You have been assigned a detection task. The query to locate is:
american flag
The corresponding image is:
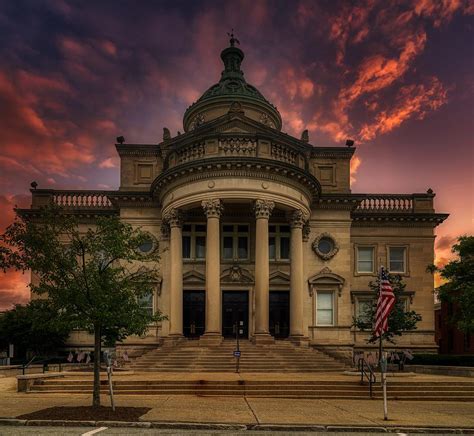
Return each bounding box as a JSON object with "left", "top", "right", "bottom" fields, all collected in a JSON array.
[{"left": 374, "top": 267, "right": 396, "bottom": 337}]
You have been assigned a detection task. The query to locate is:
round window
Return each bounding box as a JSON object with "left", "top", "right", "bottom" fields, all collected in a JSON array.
[
  {"left": 138, "top": 239, "right": 154, "bottom": 254},
  {"left": 318, "top": 237, "right": 334, "bottom": 255},
  {"left": 312, "top": 233, "right": 339, "bottom": 260}
]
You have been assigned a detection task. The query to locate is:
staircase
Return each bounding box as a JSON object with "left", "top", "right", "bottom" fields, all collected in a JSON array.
[
  {"left": 129, "top": 339, "right": 346, "bottom": 373},
  {"left": 29, "top": 378, "right": 474, "bottom": 401}
]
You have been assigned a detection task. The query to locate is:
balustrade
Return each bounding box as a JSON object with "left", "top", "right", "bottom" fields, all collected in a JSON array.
[
  {"left": 52, "top": 191, "right": 114, "bottom": 209},
  {"left": 271, "top": 143, "right": 298, "bottom": 165},
  {"left": 355, "top": 195, "right": 414, "bottom": 212}
]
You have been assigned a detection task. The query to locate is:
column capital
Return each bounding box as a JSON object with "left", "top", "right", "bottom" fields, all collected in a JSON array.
[
  {"left": 288, "top": 209, "right": 308, "bottom": 228},
  {"left": 254, "top": 199, "right": 275, "bottom": 219},
  {"left": 201, "top": 198, "right": 224, "bottom": 219},
  {"left": 163, "top": 208, "right": 184, "bottom": 228}
]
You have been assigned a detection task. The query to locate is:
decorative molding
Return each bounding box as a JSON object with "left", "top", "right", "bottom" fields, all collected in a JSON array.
[
  {"left": 312, "top": 232, "right": 339, "bottom": 260},
  {"left": 288, "top": 209, "right": 307, "bottom": 228},
  {"left": 302, "top": 221, "right": 311, "bottom": 242},
  {"left": 183, "top": 270, "right": 206, "bottom": 284},
  {"left": 221, "top": 266, "right": 254, "bottom": 283},
  {"left": 202, "top": 198, "right": 224, "bottom": 219},
  {"left": 189, "top": 113, "right": 205, "bottom": 131},
  {"left": 308, "top": 267, "right": 345, "bottom": 297},
  {"left": 162, "top": 208, "right": 183, "bottom": 228},
  {"left": 269, "top": 270, "right": 291, "bottom": 284},
  {"left": 254, "top": 199, "right": 275, "bottom": 219}
]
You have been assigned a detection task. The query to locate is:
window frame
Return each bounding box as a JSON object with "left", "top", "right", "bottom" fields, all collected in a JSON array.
[
  {"left": 316, "top": 291, "right": 335, "bottom": 326},
  {"left": 138, "top": 291, "right": 154, "bottom": 317},
  {"left": 269, "top": 224, "right": 291, "bottom": 261},
  {"left": 221, "top": 223, "right": 250, "bottom": 261},
  {"left": 387, "top": 245, "right": 408, "bottom": 275},
  {"left": 355, "top": 245, "right": 376, "bottom": 275},
  {"left": 182, "top": 223, "right": 207, "bottom": 261}
]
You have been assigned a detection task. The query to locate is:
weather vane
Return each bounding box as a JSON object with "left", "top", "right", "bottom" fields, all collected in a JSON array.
[{"left": 227, "top": 29, "right": 240, "bottom": 47}]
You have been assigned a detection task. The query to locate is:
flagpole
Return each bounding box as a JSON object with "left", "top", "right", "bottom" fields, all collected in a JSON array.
[{"left": 378, "top": 266, "right": 389, "bottom": 421}]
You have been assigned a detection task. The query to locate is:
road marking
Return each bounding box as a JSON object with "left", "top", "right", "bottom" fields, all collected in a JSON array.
[{"left": 81, "top": 427, "right": 108, "bottom": 436}]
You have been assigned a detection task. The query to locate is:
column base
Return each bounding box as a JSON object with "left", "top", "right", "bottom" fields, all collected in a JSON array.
[
  {"left": 161, "top": 335, "right": 185, "bottom": 347},
  {"left": 199, "top": 333, "right": 223, "bottom": 346},
  {"left": 252, "top": 333, "right": 275, "bottom": 346},
  {"left": 289, "top": 335, "right": 310, "bottom": 347}
]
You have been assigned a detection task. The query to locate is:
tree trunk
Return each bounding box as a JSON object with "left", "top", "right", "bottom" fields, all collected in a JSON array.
[{"left": 93, "top": 325, "right": 101, "bottom": 407}]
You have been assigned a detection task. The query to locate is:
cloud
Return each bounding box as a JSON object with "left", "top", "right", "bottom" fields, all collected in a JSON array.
[
  {"left": 358, "top": 77, "right": 448, "bottom": 141},
  {"left": 0, "top": 270, "right": 30, "bottom": 311},
  {"left": 435, "top": 234, "right": 458, "bottom": 251},
  {"left": 350, "top": 156, "right": 362, "bottom": 186}
]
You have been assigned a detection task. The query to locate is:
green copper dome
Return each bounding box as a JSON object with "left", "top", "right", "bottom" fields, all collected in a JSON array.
[{"left": 183, "top": 37, "right": 282, "bottom": 132}]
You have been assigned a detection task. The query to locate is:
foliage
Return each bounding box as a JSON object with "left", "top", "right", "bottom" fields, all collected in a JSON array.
[
  {"left": 0, "top": 299, "right": 70, "bottom": 358},
  {"left": 353, "top": 273, "right": 422, "bottom": 344},
  {"left": 0, "top": 205, "right": 166, "bottom": 406},
  {"left": 430, "top": 236, "right": 474, "bottom": 334}
]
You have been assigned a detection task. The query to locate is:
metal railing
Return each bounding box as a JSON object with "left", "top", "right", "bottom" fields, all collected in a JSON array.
[{"left": 357, "top": 357, "right": 377, "bottom": 398}]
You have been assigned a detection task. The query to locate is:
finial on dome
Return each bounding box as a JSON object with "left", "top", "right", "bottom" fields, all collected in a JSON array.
[{"left": 227, "top": 29, "right": 240, "bottom": 47}]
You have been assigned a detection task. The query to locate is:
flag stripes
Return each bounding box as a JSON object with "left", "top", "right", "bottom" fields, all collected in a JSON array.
[{"left": 374, "top": 267, "right": 396, "bottom": 337}]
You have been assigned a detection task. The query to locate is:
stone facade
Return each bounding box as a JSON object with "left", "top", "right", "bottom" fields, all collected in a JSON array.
[{"left": 25, "top": 40, "right": 448, "bottom": 357}]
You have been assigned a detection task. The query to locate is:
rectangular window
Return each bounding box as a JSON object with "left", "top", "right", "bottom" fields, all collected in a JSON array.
[
  {"left": 269, "top": 224, "right": 291, "bottom": 261},
  {"left": 222, "top": 224, "right": 249, "bottom": 260},
  {"left": 182, "top": 223, "right": 206, "bottom": 260},
  {"left": 317, "top": 292, "right": 334, "bottom": 326},
  {"left": 138, "top": 292, "right": 154, "bottom": 317},
  {"left": 357, "top": 247, "right": 374, "bottom": 273},
  {"left": 389, "top": 246, "right": 406, "bottom": 273},
  {"left": 357, "top": 298, "right": 373, "bottom": 325}
]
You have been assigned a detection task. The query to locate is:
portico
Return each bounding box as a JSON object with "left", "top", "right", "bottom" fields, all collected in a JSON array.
[{"left": 162, "top": 197, "right": 310, "bottom": 345}]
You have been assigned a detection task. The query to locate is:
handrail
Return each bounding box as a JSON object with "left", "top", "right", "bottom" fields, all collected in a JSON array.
[{"left": 357, "top": 357, "right": 376, "bottom": 398}]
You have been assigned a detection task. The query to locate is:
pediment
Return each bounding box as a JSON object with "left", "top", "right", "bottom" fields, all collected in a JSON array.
[
  {"left": 183, "top": 270, "right": 206, "bottom": 284},
  {"left": 221, "top": 266, "right": 254, "bottom": 283},
  {"left": 269, "top": 270, "right": 291, "bottom": 284},
  {"left": 308, "top": 267, "right": 345, "bottom": 296}
]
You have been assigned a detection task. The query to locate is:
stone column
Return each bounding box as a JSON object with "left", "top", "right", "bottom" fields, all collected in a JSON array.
[
  {"left": 200, "top": 199, "right": 224, "bottom": 346},
  {"left": 164, "top": 208, "right": 184, "bottom": 340},
  {"left": 289, "top": 209, "right": 309, "bottom": 346},
  {"left": 253, "top": 199, "right": 275, "bottom": 345}
]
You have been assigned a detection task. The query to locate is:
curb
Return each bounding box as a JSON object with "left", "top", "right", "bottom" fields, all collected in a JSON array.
[{"left": 0, "top": 419, "right": 474, "bottom": 433}]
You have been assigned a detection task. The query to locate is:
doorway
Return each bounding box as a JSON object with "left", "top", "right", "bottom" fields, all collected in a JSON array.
[
  {"left": 269, "top": 291, "right": 290, "bottom": 338},
  {"left": 183, "top": 291, "right": 205, "bottom": 338},
  {"left": 222, "top": 291, "right": 249, "bottom": 338}
]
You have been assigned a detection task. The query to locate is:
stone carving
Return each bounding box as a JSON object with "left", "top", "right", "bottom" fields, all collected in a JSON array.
[
  {"left": 202, "top": 198, "right": 224, "bottom": 218},
  {"left": 228, "top": 101, "right": 244, "bottom": 114},
  {"left": 218, "top": 138, "right": 256, "bottom": 156},
  {"left": 163, "top": 208, "right": 183, "bottom": 228},
  {"left": 163, "top": 127, "right": 171, "bottom": 140},
  {"left": 177, "top": 142, "right": 205, "bottom": 163},
  {"left": 302, "top": 221, "right": 311, "bottom": 242},
  {"left": 301, "top": 129, "right": 309, "bottom": 143},
  {"left": 288, "top": 209, "right": 307, "bottom": 228},
  {"left": 312, "top": 232, "right": 339, "bottom": 261},
  {"left": 160, "top": 221, "right": 170, "bottom": 240},
  {"left": 189, "top": 113, "right": 205, "bottom": 130},
  {"left": 271, "top": 143, "right": 298, "bottom": 164},
  {"left": 254, "top": 199, "right": 275, "bottom": 219},
  {"left": 259, "top": 112, "right": 275, "bottom": 128}
]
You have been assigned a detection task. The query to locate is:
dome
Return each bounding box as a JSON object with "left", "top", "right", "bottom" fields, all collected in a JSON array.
[{"left": 183, "top": 37, "right": 282, "bottom": 132}]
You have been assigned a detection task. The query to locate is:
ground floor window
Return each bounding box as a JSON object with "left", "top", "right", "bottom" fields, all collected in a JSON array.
[
  {"left": 316, "top": 292, "right": 334, "bottom": 326},
  {"left": 138, "top": 292, "right": 154, "bottom": 316}
]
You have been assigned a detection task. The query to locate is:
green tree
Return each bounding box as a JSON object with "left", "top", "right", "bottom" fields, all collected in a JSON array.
[
  {"left": 0, "top": 299, "right": 70, "bottom": 358},
  {"left": 431, "top": 236, "right": 474, "bottom": 334},
  {"left": 353, "top": 273, "right": 422, "bottom": 344},
  {"left": 0, "top": 206, "right": 165, "bottom": 407}
]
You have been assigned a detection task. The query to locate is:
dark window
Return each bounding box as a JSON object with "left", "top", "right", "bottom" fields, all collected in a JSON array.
[{"left": 182, "top": 236, "right": 191, "bottom": 259}]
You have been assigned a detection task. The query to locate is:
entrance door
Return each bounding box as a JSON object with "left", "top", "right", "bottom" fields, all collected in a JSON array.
[
  {"left": 183, "top": 291, "right": 205, "bottom": 338},
  {"left": 269, "top": 291, "right": 290, "bottom": 338},
  {"left": 222, "top": 291, "right": 249, "bottom": 338}
]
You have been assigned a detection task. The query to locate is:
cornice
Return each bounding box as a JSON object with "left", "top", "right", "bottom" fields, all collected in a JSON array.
[
  {"left": 16, "top": 208, "right": 119, "bottom": 219},
  {"left": 151, "top": 157, "right": 321, "bottom": 202},
  {"left": 115, "top": 143, "right": 160, "bottom": 157},
  {"left": 351, "top": 213, "right": 449, "bottom": 227},
  {"left": 311, "top": 147, "right": 355, "bottom": 159},
  {"left": 109, "top": 191, "right": 159, "bottom": 208}
]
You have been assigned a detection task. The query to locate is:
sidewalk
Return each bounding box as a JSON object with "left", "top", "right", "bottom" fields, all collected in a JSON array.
[{"left": 1, "top": 375, "right": 473, "bottom": 430}]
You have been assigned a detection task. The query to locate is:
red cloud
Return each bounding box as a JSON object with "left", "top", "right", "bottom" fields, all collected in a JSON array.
[
  {"left": 0, "top": 270, "right": 30, "bottom": 310},
  {"left": 358, "top": 77, "right": 448, "bottom": 141}
]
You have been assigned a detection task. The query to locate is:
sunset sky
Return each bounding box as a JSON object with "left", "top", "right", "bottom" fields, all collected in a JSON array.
[{"left": 0, "top": 0, "right": 473, "bottom": 309}]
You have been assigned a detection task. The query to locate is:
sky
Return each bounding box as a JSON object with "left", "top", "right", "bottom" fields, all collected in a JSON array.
[{"left": 0, "top": 0, "right": 473, "bottom": 309}]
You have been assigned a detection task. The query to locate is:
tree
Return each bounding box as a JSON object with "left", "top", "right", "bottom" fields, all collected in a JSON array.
[
  {"left": 431, "top": 236, "right": 474, "bottom": 334},
  {"left": 353, "top": 273, "right": 422, "bottom": 344},
  {"left": 0, "top": 206, "right": 165, "bottom": 407},
  {"left": 0, "top": 299, "right": 70, "bottom": 359}
]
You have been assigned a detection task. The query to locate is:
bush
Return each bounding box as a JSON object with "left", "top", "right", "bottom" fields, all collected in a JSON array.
[{"left": 409, "top": 354, "right": 474, "bottom": 367}]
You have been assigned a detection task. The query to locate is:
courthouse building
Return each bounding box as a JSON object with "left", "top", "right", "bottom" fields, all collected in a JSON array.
[{"left": 27, "top": 39, "right": 448, "bottom": 358}]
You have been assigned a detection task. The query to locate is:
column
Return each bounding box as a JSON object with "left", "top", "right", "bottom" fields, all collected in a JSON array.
[
  {"left": 165, "top": 208, "right": 183, "bottom": 338},
  {"left": 253, "top": 199, "right": 275, "bottom": 344},
  {"left": 200, "top": 198, "right": 224, "bottom": 345},
  {"left": 289, "top": 209, "right": 309, "bottom": 345}
]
